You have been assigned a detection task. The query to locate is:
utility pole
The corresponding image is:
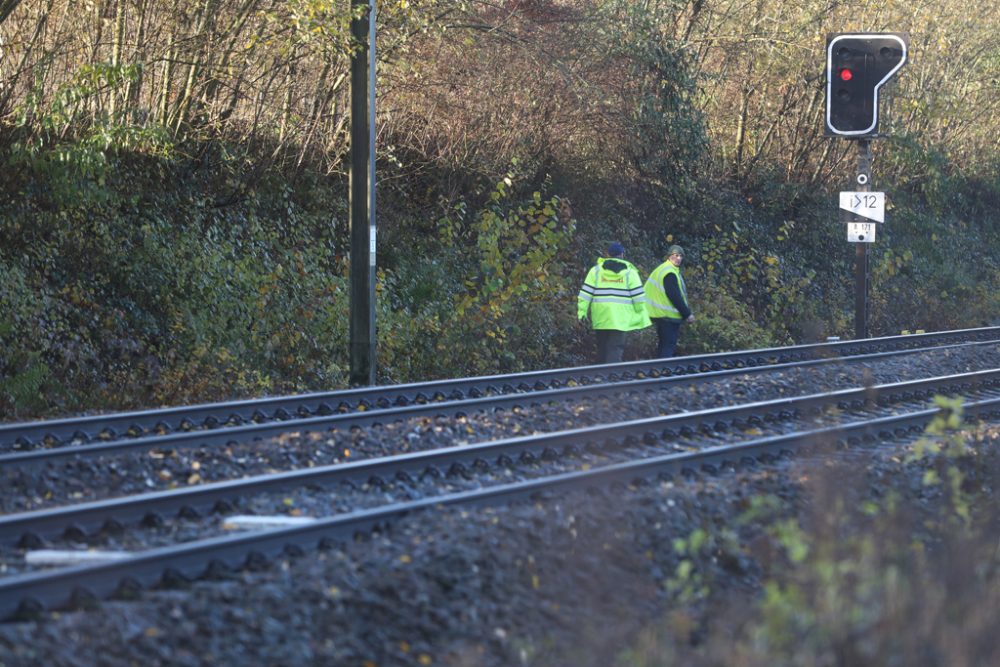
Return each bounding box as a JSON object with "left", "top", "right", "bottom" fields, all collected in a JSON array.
[{"left": 349, "top": 0, "right": 377, "bottom": 386}]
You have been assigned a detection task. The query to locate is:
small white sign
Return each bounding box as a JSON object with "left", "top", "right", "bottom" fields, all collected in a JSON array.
[
  {"left": 847, "top": 222, "right": 876, "bottom": 243},
  {"left": 840, "top": 192, "right": 885, "bottom": 223}
]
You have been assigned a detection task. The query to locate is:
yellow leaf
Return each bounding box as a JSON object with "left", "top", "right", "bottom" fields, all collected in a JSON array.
[
  {"left": 399, "top": 641, "right": 411, "bottom": 653},
  {"left": 418, "top": 655, "right": 433, "bottom": 666},
  {"left": 531, "top": 574, "right": 540, "bottom": 589},
  {"left": 186, "top": 473, "right": 201, "bottom": 485},
  {"left": 144, "top": 627, "right": 161, "bottom": 638},
  {"left": 399, "top": 554, "right": 412, "bottom": 564},
  {"left": 283, "top": 497, "right": 295, "bottom": 507}
]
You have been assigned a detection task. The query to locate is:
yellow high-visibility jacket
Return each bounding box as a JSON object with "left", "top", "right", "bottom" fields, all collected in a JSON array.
[
  {"left": 644, "top": 261, "right": 689, "bottom": 321},
  {"left": 577, "top": 257, "right": 651, "bottom": 331}
]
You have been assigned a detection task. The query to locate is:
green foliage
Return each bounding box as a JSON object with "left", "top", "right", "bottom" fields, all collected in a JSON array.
[
  {"left": 865, "top": 136, "right": 1000, "bottom": 333},
  {"left": 617, "top": 407, "right": 997, "bottom": 667},
  {"left": 0, "top": 269, "right": 53, "bottom": 417},
  {"left": 377, "top": 171, "right": 579, "bottom": 380},
  {"left": 0, "top": 0, "right": 998, "bottom": 418},
  {"left": 906, "top": 396, "right": 973, "bottom": 526},
  {"left": 732, "top": 425, "right": 986, "bottom": 664},
  {"left": 678, "top": 283, "right": 775, "bottom": 354},
  {"left": 0, "top": 263, "right": 66, "bottom": 417},
  {"left": 607, "top": 0, "right": 707, "bottom": 194},
  {"left": 0, "top": 146, "right": 351, "bottom": 416},
  {"left": 665, "top": 525, "right": 741, "bottom": 604},
  {"left": 9, "top": 62, "right": 172, "bottom": 208}
]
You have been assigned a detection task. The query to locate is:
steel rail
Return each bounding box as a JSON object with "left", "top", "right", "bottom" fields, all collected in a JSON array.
[
  {"left": 3, "top": 392, "right": 999, "bottom": 621},
  {"left": 2, "top": 366, "right": 999, "bottom": 550},
  {"left": 3, "top": 327, "right": 997, "bottom": 449},
  {"left": 2, "top": 340, "right": 997, "bottom": 471}
]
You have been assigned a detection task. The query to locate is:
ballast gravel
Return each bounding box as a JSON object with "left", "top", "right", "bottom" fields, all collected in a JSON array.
[
  {"left": 0, "top": 344, "right": 999, "bottom": 665},
  {"left": 2, "top": 343, "right": 999, "bottom": 513},
  {"left": 1, "top": 427, "right": 999, "bottom": 666}
]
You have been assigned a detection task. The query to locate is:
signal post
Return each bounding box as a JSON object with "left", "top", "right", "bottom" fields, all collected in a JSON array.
[{"left": 825, "top": 33, "right": 907, "bottom": 339}]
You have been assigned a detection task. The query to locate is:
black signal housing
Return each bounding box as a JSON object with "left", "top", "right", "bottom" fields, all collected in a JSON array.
[{"left": 825, "top": 33, "right": 908, "bottom": 138}]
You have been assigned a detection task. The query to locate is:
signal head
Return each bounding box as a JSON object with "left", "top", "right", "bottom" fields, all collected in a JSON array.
[{"left": 825, "top": 33, "right": 908, "bottom": 137}]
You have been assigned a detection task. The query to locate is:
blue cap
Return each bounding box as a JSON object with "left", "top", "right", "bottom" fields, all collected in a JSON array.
[{"left": 607, "top": 242, "right": 625, "bottom": 257}]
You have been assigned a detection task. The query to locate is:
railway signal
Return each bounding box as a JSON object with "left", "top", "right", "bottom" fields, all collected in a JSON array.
[
  {"left": 825, "top": 33, "right": 907, "bottom": 137},
  {"left": 824, "top": 33, "right": 908, "bottom": 340}
]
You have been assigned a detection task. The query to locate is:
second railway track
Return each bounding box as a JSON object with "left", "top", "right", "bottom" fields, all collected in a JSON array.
[
  {"left": 2, "top": 365, "right": 1000, "bottom": 552},
  {"left": 2, "top": 350, "right": 1000, "bottom": 619}
]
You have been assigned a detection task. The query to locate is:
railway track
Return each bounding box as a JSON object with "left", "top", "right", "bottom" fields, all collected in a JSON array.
[
  {"left": 3, "top": 366, "right": 1000, "bottom": 550},
  {"left": 2, "top": 358, "right": 999, "bottom": 620},
  {"left": 4, "top": 326, "right": 998, "bottom": 453},
  {"left": 3, "top": 336, "right": 999, "bottom": 474}
]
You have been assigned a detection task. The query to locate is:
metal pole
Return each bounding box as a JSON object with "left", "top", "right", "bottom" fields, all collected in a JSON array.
[
  {"left": 853, "top": 139, "right": 872, "bottom": 339},
  {"left": 349, "top": 0, "right": 376, "bottom": 386}
]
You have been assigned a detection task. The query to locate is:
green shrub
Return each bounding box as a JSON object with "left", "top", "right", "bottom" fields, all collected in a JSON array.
[{"left": 679, "top": 283, "right": 775, "bottom": 354}]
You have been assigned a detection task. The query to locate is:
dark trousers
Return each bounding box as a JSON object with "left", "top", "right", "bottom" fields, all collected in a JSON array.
[
  {"left": 594, "top": 329, "right": 626, "bottom": 364},
  {"left": 654, "top": 318, "right": 682, "bottom": 358}
]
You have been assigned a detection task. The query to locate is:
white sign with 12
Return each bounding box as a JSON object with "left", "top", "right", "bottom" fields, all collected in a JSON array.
[{"left": 839, "top": 191, "right": 885, "bottom": 223}]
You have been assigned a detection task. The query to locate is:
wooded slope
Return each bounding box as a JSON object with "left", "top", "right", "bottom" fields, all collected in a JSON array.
[{"left": 1, "top": 0, "right": 998, "bottom": 417}]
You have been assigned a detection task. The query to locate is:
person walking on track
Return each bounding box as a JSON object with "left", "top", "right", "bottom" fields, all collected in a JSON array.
[
  {"left": 577, "top": 241, "right": 651, "bottom": 364},
  {"left": 644, "top": 244, "right": 694, "bottom": 358}
]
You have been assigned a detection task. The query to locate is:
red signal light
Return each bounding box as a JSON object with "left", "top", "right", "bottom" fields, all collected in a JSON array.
[{"left": 839, "top": 68, "right": 853, "bottom": 81}]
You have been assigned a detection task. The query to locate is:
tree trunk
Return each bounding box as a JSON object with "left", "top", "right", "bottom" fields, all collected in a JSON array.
[
  {"left": 0, "top": 0, "right": 24, "bottom": 25},
  {"left": 109, "top": 0, "right": 125, "bottom": 116},
  {"left": 124, "top": 0, "right": 150, "bottom": 111},
  {"left": 202, "top": 0, "right": 259, "bottom": 111},
  {"left": 159, "top": 26, "right": 176, "bottom": 125},
  {"left": 732, "top": 59, "right": 753, "bottom": 179},
  {"left": 0, "top": 0, "right": 54, "bottom": 111},
  {"left": 172, "top": 0, "right": 219, "bottom": 132}
]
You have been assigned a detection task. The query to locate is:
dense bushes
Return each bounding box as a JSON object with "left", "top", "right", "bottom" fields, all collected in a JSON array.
[
  {"left": 0, "top": 152, "right": 348, "bottom": 418},
  {"left": 0, "top": 156, "right": 584, "bottom": 417},
  {"left": 377, "top": 174, "right": 583, "bottom": 380},
  {"left": 1, "top": 0, "right": 998, "bottom": 418},
  {"left": 3, "top": 114, "right": 998, "bottom": 418}
]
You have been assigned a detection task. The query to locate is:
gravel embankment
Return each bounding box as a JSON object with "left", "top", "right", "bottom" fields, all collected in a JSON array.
[
  {"left": 3, "top": 344, "right": 998, "bottom": 514},
  {"left": 2, "top": 427, "right": 998, "bottom": 666},
  {"left": 0, "top": 345, "right": 998, "bottom": 666}
]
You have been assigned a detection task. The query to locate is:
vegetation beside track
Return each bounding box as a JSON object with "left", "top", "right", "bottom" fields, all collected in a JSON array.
[
  {"left": 618, "top": 401, "right": 1000, "bottom": 666},
  {"left": 1, "top": 0, "right": 998, "bottom": 419}
]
